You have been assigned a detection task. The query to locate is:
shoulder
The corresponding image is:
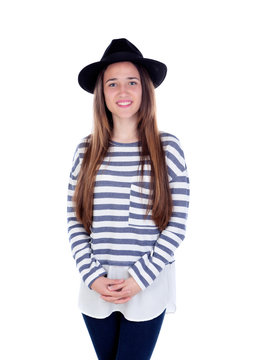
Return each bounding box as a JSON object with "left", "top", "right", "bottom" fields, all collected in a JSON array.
[
  {"left": 71, "top": 134, "right": 91, "bottom": 174},
  {"left": 159, "top": 130, "right": 184, "bottom": 155},
  {"left": 76, "top": 133, "right": 91, "bottom": 151},
  {"left": 159, "top": 130, "right": 187, "bottom": 176},
  {"left": 73, "top": 134, "right": 91, "bottom": 158}
]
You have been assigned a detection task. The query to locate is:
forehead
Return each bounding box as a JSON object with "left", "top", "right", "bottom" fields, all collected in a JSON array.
[{"left": 104, "top": 61, "right": 140, "bottom": 79}]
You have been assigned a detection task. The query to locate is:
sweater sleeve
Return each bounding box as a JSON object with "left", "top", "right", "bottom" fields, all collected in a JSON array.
[
  {"left": 128, "top": 136, "right": 190, "bottom": 291},
  {"left": 67, "top": 139, "right": 107, "bottom": 289}
]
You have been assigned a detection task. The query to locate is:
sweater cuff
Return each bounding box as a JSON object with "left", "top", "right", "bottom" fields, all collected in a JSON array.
[
  {"left": 83, "top": 262, "right": 108, "bottom": 290},
  {"left": 128, "top": 253, "right": 163, "bottom": 291}
]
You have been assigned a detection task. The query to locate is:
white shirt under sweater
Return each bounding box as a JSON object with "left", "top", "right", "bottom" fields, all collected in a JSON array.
[{"left": 67, "top": 131, "right": 190, "bottom": 321}]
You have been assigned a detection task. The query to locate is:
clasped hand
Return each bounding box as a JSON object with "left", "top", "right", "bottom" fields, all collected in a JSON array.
[{"left": 90, "top": 276, "right": 141, "bottom": 304}]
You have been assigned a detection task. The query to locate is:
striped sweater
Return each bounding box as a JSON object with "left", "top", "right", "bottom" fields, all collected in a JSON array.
[{"left": 67, "top": 131, "right": 190, "bottom": 291}]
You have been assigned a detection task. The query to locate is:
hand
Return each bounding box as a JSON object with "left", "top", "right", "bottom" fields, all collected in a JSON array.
[
  {"left": 101, "top": 276, "right": 141, "bottom": 304},
  {"left": 90, "top": 276, "right": 130, "bottom": 304}
]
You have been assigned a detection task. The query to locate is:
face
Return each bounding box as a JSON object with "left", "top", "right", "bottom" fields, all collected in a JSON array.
[{"left": 103, "top": 61, "right": 142, "bottom": 122}]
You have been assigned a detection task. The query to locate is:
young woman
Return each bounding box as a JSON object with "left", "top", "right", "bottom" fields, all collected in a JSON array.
[{"left": 67, "top": 38, "right": 190, "bottom": 360}]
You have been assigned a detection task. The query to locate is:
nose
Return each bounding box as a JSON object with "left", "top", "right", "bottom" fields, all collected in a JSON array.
[{"left": 118, "top": 83, "right": 129, "bottom": 96}]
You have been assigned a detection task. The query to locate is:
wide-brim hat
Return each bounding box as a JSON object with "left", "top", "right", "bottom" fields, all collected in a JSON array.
[{"left": 78, "top": 38, "right": 167, "bottom": 93}]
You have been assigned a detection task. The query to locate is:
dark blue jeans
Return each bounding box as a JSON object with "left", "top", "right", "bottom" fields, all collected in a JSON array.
[{"left": 82, "top": 310, "right": 166, "bottom": 360}]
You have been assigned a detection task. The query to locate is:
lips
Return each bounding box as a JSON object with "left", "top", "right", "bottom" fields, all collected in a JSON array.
[{"left": 116, "top": 100, "right": 133, "bottom": 108}]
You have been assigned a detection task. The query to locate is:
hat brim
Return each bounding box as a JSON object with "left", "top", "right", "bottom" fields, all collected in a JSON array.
[{"left": 78, "top": 57, "right": 167, "bottom": 94}]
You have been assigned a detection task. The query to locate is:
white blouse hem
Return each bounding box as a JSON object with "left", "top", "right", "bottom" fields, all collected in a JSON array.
[{"left": 77, "top": 262, "right": 176, "bottom": 322}]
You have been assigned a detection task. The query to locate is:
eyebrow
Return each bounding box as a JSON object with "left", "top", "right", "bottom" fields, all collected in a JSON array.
[{"left": 105, "top": 77, "right": 140, "bottom": 84}]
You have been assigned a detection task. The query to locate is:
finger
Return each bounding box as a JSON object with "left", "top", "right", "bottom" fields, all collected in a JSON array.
[
  {"left": 100, "top": 295, "right": 121, "bottom": 303},
  {"left": 106, "top": 289, "right": 130, "bottom": 298},
  {"left": 100, "top": 295, "right": 114, "bottom": 302},
  {"left": 101, "top": 289, "right": 130, "bottom": 300},
  {"left": 101, "top": 295, "right": 131, "bottom": 304},
  {"left": 108, "top": 284, "right": 125, "bottom": 291}
]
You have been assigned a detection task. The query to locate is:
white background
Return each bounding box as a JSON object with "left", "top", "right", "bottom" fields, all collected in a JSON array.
[{"left": 1, "top": 0, "right": 256, "bottom": 359}]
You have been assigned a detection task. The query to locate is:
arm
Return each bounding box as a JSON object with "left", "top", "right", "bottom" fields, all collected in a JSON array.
[
  {"left": 128, "top": 138, "right": 190, "bottom": 290},
  {"left": 67, "top": 139, "right": 107, "bottom": 289}
]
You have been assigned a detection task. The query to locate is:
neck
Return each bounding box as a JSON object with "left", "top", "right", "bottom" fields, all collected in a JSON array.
[{"left": 111, "top": 116, "right": 139, "bottom": 142}]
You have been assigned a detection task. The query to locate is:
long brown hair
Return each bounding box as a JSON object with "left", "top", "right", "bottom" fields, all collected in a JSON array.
[{"left": 73, "top": 63, "right": 172, "bottom": 233}]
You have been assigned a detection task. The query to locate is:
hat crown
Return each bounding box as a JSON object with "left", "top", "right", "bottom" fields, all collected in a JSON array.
[{"left": 101, "top": 38, "right": 143, "bottom": 61}]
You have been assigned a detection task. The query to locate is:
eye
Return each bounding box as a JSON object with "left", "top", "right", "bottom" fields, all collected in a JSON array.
[
  {"left": 129, "top": 81, "right": 137, "bottom": 86},
  {"left": 108, "top": 82, "right": 116, "bottom": 87}
]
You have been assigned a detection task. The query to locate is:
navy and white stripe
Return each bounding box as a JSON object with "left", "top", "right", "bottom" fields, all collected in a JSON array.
[{"left": 67, "top": 131, "right": 189, "bottom": 290}]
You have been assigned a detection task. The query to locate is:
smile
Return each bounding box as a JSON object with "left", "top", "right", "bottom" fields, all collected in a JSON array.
[{"left": 116, "top": 101, "right": 133, "bottom": 107}]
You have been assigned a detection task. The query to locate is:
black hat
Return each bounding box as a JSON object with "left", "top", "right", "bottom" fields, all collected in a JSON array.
[{"left": 78, "top": 38, "right": 167, "bottom": 93}]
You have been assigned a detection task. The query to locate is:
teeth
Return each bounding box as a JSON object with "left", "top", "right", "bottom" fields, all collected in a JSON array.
[{"left": 118, "top": 101, "right": 132, "bottom": 105}]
